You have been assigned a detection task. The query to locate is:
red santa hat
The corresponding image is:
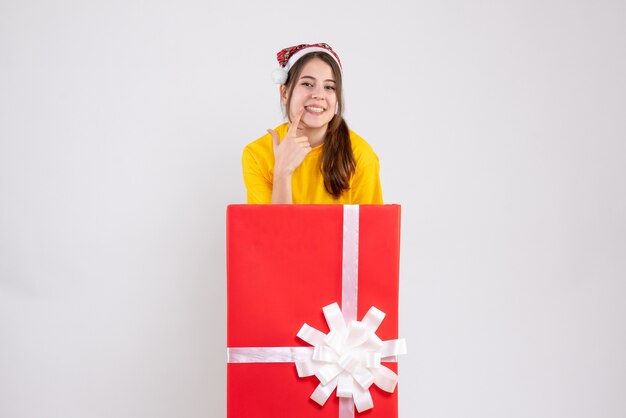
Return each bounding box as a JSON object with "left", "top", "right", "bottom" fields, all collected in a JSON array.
[{"left": 271, "top": 42, "right": 343, "bottom": 85}]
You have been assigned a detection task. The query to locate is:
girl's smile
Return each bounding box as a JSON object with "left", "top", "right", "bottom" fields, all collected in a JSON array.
[{"left": 304, "top": 105, "right": 326, "bottom": 114}]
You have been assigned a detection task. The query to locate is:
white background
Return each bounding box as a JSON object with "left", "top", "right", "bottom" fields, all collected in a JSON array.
[{"left": 1, "top": 1, "right": 625, "bottom": 417}]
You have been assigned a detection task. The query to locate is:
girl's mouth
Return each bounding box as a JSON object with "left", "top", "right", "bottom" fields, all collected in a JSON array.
[{"left": 305, "top": 106, "right": 325, "bottom": 114}]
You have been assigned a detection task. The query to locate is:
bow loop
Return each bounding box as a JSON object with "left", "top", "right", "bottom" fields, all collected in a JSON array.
[{"left": 296, "top": 303, "right": 407, "bottom": 412}]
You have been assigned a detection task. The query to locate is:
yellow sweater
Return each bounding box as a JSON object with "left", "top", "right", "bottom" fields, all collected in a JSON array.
[{"left": 242, "top": 123, "right": 383, "bottom": 204}]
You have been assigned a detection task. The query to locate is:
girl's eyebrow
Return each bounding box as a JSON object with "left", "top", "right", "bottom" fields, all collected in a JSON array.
[{"left": 300, "top": 75, "right": 336, "bottom": 83}]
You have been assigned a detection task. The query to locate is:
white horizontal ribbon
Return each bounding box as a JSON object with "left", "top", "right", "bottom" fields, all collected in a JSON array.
[{"left": 227, "top": 347, "right": 314, "bottom": 363}]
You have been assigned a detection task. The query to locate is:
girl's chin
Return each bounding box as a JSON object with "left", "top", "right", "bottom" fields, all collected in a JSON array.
[
  {"left": 301, "top": 117, "right": 331, "bottom": 129},
  {"left": 300, "top": 122, "right": 329, "bottom": 131}
]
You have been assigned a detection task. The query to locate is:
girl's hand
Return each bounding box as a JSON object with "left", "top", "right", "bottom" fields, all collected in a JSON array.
[{"left": 268, "top": 108, "right": 311, "bottom": 177}]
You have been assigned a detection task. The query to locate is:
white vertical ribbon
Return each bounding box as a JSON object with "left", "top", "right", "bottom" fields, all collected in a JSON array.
[
  {"left": 340, "top": 204, "right": 360, "bottom": 418},
  {"left": 339, "top": 396, "right": 355, "bottom": 418},
  {"left": 341, "top": 205, "right": 359, "bottom": 324}
]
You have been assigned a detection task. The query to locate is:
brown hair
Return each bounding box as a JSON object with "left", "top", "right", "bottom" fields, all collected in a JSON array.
[{"left": 282, "top": 52, "right": 356, "bottom": 198}]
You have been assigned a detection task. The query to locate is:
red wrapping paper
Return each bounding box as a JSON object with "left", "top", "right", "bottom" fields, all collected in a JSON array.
[{"left": 227, "top": 204, "right": 401, "bottom": 417}]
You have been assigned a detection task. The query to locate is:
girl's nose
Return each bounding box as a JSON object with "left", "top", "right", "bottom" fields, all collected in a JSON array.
[{"left": 312, "top": 86, "right": 325, "bottom": 100}]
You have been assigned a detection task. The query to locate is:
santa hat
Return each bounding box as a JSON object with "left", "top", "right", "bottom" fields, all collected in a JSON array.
[{"left": 271, "top": 43, "right": 343, "bottom": 85}]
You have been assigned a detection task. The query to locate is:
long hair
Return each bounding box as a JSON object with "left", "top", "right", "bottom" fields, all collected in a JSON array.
[{"left": 282, "top": 52, "right": 356, "bottom": 198}]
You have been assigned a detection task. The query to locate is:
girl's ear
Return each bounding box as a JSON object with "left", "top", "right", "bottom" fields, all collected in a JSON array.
[{"left": 279, "top": 85, "right": 288, "bottom": 105}]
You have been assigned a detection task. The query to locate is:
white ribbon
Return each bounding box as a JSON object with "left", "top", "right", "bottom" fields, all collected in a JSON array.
[
  {"left": 341, "top": 205, "right": 360, "bottom": 323},
  {"left": 296, "top": 302, "right": 407, "bottom": 413},
  {"left": 227, "top": 347, "right": 314, "bottom": 363},
  {"left": 227, "top": 205, "right": 407, "bottom": 416}
]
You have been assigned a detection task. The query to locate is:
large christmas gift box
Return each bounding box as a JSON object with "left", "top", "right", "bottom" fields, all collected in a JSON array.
[{"left": 226, "top": 204, "right": 406, "bottom": 418}]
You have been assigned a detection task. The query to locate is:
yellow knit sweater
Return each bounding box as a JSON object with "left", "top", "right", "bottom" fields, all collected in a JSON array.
[{"left": 242, "top": 123, "right": 383, "bottom": 204}]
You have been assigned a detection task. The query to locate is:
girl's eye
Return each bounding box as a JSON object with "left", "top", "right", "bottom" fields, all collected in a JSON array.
[
  {"left": 302, "top": 82, "right": 313, "bottom": 87},
  {"left": 325, "top": 86, "right": 336, "bottom": 91}
]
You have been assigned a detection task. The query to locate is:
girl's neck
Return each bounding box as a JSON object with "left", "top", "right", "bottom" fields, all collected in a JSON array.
[{"left": 301, "top": 125, "right": 328, "bottom": 148}]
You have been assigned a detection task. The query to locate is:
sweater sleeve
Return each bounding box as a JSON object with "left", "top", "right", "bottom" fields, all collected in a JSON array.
[
  {"left": 350, "top": 151, "right": 383, "bottom": 204},
  {"left": 242, "top": 146, "right": 272, "bottom": 204}
]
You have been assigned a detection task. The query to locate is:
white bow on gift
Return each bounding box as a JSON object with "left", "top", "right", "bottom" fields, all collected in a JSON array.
[{"left": 295, "top": 302, "right": 407, "bottom": 413}]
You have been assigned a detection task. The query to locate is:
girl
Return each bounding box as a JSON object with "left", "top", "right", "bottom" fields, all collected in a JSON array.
[{"left": 242, "top": 43, "right": 383, "bottom": 204}]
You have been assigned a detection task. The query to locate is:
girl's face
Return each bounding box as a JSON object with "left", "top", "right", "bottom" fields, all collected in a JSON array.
[{"left": 282, "top": 58, "right": 338, "bottom": 131}]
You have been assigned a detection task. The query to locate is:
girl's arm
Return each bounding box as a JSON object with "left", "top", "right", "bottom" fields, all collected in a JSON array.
[
  {"left": 271, "top": 171, "right": 293, "bottom": 204},
  {"left": 267, "top": 108, "right": 310, "bottom": 204},
  {"left": 351, "top": 154, "right": 383, "bottom": 204},
  {"left": 242, "top": 148, "right": 273, "bottom": 204}
]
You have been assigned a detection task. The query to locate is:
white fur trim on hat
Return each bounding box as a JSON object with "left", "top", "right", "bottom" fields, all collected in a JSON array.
[{"left": 272, "top": 46, "right": 342, "bottom": 85}]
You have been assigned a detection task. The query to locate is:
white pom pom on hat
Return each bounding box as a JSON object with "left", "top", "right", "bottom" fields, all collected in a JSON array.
[
  {"left": 271, "top": 43, "right": 343, "bottom": 85},
  {"left": 271, "top": 67, "right": 288, "bottom": 84}
]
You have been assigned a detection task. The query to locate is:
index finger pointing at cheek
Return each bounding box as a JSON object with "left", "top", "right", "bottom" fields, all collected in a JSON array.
[{"left": 287, "top": 107, "right": 305, "bottom": 137}]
